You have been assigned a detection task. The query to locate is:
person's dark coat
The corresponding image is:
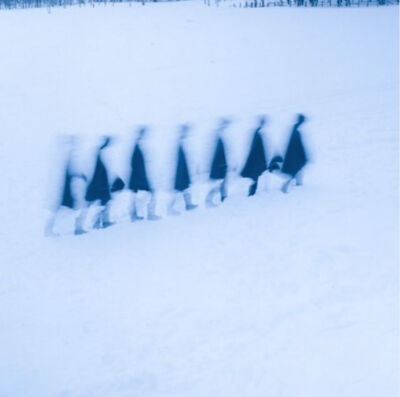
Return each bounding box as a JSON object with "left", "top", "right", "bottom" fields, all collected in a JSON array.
[
  {"left": 210, "top": 137, "right": 227, "bottom": 180},
  {"left": 60, "top": 166, "right": 75, "bottom": 209},
  {"left": 241, "top": 129, "right": 267, "bottom": 180},
  {"left": 281, "top": 127, "right": 307, "bottom": 177},
  {"left": 174, "top": 145, "right": 191, "bottom": 192},
  {"left": 85, "top": 153, "right": 111, "bottom": 205},
  {"left": 128, "top": 144, "right": 152, "bottom": 193}
]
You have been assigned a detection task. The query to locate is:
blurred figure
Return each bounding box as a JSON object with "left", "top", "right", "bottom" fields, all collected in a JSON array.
[
  {"left": 281, "top": 113, "right": 308, "bottom": 193},
  {"left": 84, "top": 136, "right": 113, "bottom": 229},
  {"left": 45, "top": 136, "right": 87, "bottom": 236},
  {"left": 168, "top": 124, "right": 197, "bottom": 215},
  {"left": 128, "top": 126, "right": 161, "bottom": 221},
  {"left": 205, "top": 118, "right": 230, "bottom": 207},
  {"left": 240, "top": 116, "right": 268, "bottom": 196}
]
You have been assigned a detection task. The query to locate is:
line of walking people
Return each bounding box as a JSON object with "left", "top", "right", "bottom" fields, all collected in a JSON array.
[{"left": 45, "top": 113, "right": 308, "bottom": 236}]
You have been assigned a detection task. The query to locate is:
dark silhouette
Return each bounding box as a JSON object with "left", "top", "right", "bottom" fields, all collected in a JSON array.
[
  {"left": 60, "top": 167, "right": 75, "bottom": 209},
  {"left": 281, "top": 114, "right": 308, "bottom": 193},
  {"left": 128, "top": 127, "right": 160, "bottom": 221},
  {"left": 174, "top": 143, "right": 191, "bottom": 192},
  {"left": 169, "top": 124, "right": 197, "bottom": 215},
  {"left": 129, "top": 129, "right": 152, "bottom": 194},
  {"left": 45, "top": 137, "right": 87, "bottom": 237},
  {"left": 241, "top": 116, "right": 268, "bottom": 196},
  {"left": 84, "top": 136, "right": 113, "bottom": 229},
  {"left": 268, "top": 154, "right": 284, "bottom": 173},
  {"left": 206, "top": 118, "right": 230, "bottom": 207},
  {"left": 85, "top": 138, "right": 112, "bottom": 205},
  {"left": 111, "top": 176, "right": 125, "bottom": 193}
]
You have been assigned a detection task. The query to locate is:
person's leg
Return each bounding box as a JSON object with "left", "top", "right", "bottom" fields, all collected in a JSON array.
[
  {"left": 102, "top": 202, "right": 113, "bottom": 228},
  {"left": 168, "top": 192, "right": 181, "bottom": 215},
  {"left": 131, "top": 191, "right": 144, "bottom": 221},
  {"left": 281, "top": 177, "right": 293, "bottom": 193},
  {"left": 220, "top": 178, "right": 227, "bottom": 202},
  {"left": 206, "top": 183, "right": 219, "bottom": 207},
  {"left": 45, "top": 209, "right": 58, "bottom": 237},
  {"left": 147, "top": 191, "right": 161, "bottom": 220},
  {"left": 295, "top": 172, "right": 303, "bottom": 186},
  {"left": 74, "top": 204, "right": 89, "bottom": 235},
  {"left": 93, "top": 206, "right": 103, "bottom": 229},
  {"left": 183, "top": 190, "right": 197, "bottom": 211},
  {"left": 248, "top": 178, "right": 258, "bottom": 196}
]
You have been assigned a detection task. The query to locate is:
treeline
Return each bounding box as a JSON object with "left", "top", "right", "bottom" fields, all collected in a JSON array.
[
  {"left": 209, "top": 0, "right": 398, "bottom": 6},
  {"left": 0, "top": 0, "right": 183, "bottom": 10},
  {"left": 0, "top": 0, "right": 397, "bottom": 9}
]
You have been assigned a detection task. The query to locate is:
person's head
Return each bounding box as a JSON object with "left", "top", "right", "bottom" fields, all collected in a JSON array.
[
  {"left": 63, "top": 134, "right": 77, "bottom": 153},
  {"left": 296, "top": 113, "right": 306, "bottom": 125},
  {"left": 137, "top": 126, "right": 148, "bottom": 141},
  {"left": 220, "top": 117, "right": 231, "bottom": 127},
  {"left": 211, "top": 117, "right": 229, "bottom": 136},
  {"left": 258, "top": 115, "right": 267, "bottom": 128},
  {"left": 100, "top": 135, "right": 112, "bottom": 150},
  {"left": 179, "top": 123, "right": 190, "bottom": 140}
]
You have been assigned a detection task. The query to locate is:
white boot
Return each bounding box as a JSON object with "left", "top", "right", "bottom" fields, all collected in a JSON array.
[
  {"left": 168, "top": 196, "right": 181, "bottom": 216},
  {"left": 281, "top": 178, "right": 293, "bottom": 194},
  {"left": 147, "top": 196, "right": 161, "bottom": 221},
  {"left": 184, "top": 192, "right": 198, "bottom": 211},
  {"left": 130, "top": 198, "right": 144, "bottom": 222}
]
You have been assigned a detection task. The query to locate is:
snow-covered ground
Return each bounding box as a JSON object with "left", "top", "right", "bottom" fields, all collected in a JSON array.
[{"left": 0, "top": 3, "right": 398, "bottom": 396}]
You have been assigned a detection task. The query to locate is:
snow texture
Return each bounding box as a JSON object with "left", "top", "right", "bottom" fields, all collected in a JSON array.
[{"left": 0, "top": 3, "right": 398, "bottom": 396}]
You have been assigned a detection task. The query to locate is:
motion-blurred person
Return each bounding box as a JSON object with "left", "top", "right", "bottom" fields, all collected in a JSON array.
[
  {"left": 45, "top": 136, "right": 87, "bottom": 236},
  {"left": 84, "top": 136, "right": 113, "bottom": 229},
  {"left": 240, "top": 116, "right": 268, "bottom": 196},
  {"left": 168, "top": 124, "right": 197, "bottom": 215},
  {"left": 205, "top": 118, "right": 230, "bottom": 207},
  {"left": 128, "top": 126, "right": 161, "bottom": 221},
  {"left": 281, "top": 114, "right": 308, "bottom": 193}
]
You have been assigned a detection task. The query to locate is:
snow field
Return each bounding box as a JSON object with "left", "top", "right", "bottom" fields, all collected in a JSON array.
[{"left": 0, "top": 3, "right": 398, "bottom": 396}]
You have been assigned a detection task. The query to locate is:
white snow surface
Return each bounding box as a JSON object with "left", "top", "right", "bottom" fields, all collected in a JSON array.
[{"left": 0, "top": 3, "right": 399, "bottom": 396}]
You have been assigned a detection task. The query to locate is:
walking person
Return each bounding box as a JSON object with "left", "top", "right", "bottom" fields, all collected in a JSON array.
[
  {"left": 83, "top": 136, "right": 114, "bottom": 230},
  {"left": 168, "top": 124, "right": 197, "bottom": 215},
  {"left": 281, "top": 113, "right": 308, "bottom": 193},
  {"left": 241, "top": 116, "right": 268, "bottom": 196},
  {"left": 45, "top": 136, "right": 87, "bottom": 236},
  {"left": 205, "top": 118, "right": 230, "bottom": 207},
  {"left": 128, "top": 126, "right": 161, "bottom": 221}
]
